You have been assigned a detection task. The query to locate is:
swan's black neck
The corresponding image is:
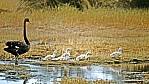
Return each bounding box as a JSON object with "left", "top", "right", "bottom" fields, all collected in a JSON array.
[{"left": 24, "top": 20, "right": 30, "bottom": 45}]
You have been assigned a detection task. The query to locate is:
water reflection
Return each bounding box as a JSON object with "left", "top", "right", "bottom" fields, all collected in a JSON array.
[
  {"left": 26, "top": 65, "right": 122, "bottom": 84},
  {"left": 0, "top": 72, "right": 24, "bottom": 84},
  {"left": 0, "top": 60, "right": 122, "bottom": 84}
]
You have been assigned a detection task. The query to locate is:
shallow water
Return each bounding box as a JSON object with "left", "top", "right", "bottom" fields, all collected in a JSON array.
[
  {"left": 26, "top": 65, "right": 121, "bottom": 83},
  {"left": 0, "top": 60, "right": 123, "bottom": 84}
]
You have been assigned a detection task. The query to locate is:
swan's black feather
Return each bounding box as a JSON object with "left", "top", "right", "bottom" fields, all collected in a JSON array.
[{"left": 4, "top": 41, "right": 30, "bottom": 55}]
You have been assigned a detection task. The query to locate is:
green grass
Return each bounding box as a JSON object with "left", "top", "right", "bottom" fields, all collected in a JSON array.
[{"left": 0, "top": 0, "right": 149, "bottom": 62}]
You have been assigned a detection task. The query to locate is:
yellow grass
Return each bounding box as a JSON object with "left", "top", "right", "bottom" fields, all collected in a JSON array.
[
  {"left": 0, "top": 0, "right": 18, "bottom": 9},
  {"left": 0, "top": 0, "right": 149, "bottom": 62},
  {"left": 0, "top": 64, "right": 28, "bottom": 71},
  {"left": 60, "top": 78, "right": 115, "bottom": 84},
  {"left": 111, "top": 63, "right": 149, "bottom": 71}
]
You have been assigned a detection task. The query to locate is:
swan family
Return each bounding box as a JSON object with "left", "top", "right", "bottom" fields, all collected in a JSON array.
[
  {"left": 42, "top": 47, "right": 122, "bottom": 61},
  {"left": 3, "top": 18, "right": 122, "bottom": 65},
  {"left": 42, "top": 48, "right": 92, "bottom": 61}
]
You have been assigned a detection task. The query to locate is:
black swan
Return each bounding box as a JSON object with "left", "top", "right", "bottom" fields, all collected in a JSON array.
[{"left": 4, "top": 18, "right": 30, "bottom": 65}]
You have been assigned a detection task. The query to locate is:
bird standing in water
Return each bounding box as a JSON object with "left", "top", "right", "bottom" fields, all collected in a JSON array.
[{"left": 4, "top": 18, "right": 30, "bottom": 65}]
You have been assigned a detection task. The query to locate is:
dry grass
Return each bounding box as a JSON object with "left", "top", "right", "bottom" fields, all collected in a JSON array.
[
  {"left": 0, "top": 0, "right": 149, "bottom": 62},
  {"left": 111, "top": 62, "right": 149, "bottom": 69},
  {"left": 61, "top": 78, "right": 88, "bottom": 84},
  {"left": 60, "top": 78, "right": 115, "bottom": 84},
  {"left": 32, "top": 60, "right": 93, "bottom": 66},
  {"left": 0, "top": 0, "right": 18, "bottom": 10},
  {"left": 0, "top": 64, "right": 28, "bottom": 71}
]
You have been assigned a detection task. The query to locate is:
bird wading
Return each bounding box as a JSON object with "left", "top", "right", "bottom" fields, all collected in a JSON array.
[{"left": 4, "top": 18, "right": 30, "bottom": 65}]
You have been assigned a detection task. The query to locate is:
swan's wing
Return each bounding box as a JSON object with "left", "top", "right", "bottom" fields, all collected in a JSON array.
[{"left": 6, "top": 41, "right": 26, "bottom": 48}]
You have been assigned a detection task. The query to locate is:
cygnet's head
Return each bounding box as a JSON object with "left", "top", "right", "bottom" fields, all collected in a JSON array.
[
  {"left": 86, "top": 51, "right": 92, "bottom": 56},
  {"left": 66, "top": 48, "right": 70, "bottom": 52},
  {"left": 118, "top": 48, "right": 122, "bottom": 52}
]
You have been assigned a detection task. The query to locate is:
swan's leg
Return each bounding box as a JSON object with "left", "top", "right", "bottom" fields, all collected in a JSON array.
[{"left": 15, "top": 54, "right": 19, "bottom": 65}]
